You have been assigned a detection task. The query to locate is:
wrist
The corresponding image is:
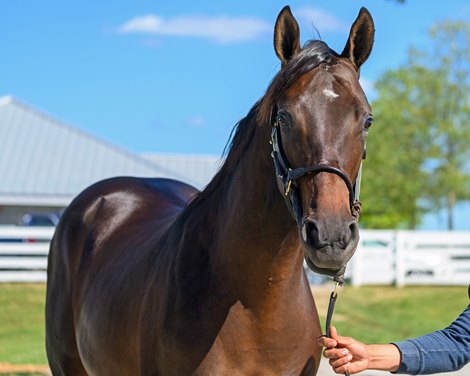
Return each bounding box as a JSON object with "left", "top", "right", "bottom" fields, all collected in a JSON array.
[{"left": 366, "top": 344, "right": 401, "bottom": 372}]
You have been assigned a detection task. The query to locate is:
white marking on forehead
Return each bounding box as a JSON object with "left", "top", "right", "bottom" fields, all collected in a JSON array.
[{"left": 323, "top": 89, "right": 339, "bottom": 99}]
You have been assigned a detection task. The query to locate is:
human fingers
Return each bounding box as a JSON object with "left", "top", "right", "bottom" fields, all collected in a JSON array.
[
  {"left": 330, "top": 326, "right": 355, "bottom": 347},
  {"left": 318, "top": 335, "right": 337, "bottom": 348},
  {"left": 329, "top": 353, "right": 353, "bottom": 369},
  {"left": 323, "top": 347, "right": 350, "bottom": 360},
  {"left": 332, "top": 362, "right": 353, "bottom": 375}
]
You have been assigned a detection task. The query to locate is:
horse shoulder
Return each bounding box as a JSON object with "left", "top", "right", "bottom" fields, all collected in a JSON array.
[{"left": 47, "top": 176, "right": 199, "bottom": 374}]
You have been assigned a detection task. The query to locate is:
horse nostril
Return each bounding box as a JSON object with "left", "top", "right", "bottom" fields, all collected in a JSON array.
[
  {"left": 302, "top": 219, "right": 320, "bottom": 245},
  {"left": 347, "top": 220, "right": 359, "bottom": 244},
  {"left": 338, "top": 221, "right": 356, "bottom": 246},
  {"left": 302, "top": 218, "right": 359, "bottom": 249}
]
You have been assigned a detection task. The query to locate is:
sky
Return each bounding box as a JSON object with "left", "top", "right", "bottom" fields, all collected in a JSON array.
[{"left": 1, "top": 0, "right": 470, "bottom": 229}]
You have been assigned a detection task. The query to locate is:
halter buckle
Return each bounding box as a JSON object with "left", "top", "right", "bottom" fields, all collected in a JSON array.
[{"left": 285, "top": 179, "right": 293, "bottom": 196}]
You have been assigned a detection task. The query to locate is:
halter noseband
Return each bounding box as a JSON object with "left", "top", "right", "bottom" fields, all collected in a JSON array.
[{"left": 270, "top": 115, "right": 364, "bottom": 227}]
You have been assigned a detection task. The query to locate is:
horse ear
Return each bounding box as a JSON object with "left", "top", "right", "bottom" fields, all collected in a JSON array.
[
  {"left": 274, "top": 6, "right": 301, "bottom": 66},
  {"left": 341, "top": 7, "right": 374, "bottom": 70}
]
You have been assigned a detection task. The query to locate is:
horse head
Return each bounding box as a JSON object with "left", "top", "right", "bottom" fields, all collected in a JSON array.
[{"left": 262, "top": 6, "right": 374, "bottom": 278}]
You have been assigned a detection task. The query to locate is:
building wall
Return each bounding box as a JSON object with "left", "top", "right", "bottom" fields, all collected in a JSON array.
[{"left": 0, "top": 205, "right": 63, "bottom": 225}]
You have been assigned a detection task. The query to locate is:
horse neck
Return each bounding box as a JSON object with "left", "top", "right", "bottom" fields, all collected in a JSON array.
[{"left": 178, "top": 111, "right": 305, "bottom": 306}]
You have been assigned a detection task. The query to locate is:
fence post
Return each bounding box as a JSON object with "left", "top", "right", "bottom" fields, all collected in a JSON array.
[
  {"left": 395, "top": 230, "right": 406, "bottom": 287},
  {"left": 351, "top": 235, "right": 363, "bottom": 287}
]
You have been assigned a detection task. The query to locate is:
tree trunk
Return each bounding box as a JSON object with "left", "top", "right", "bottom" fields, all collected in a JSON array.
[{"left": 447, "top": 190, "right": 456, "bottom": 230}]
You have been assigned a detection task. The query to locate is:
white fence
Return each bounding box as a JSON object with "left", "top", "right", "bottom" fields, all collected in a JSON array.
[
  {"left": 1, "top": 226, "right": 470, "bottom": 285},
  {"left": 0, "top": 226, "right": 54, "bottom": 282},
  {"left": 349, "top": 230, "right": 470, "bottom": 286}
]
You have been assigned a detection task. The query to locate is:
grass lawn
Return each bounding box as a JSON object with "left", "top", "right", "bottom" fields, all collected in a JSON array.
[
  {"left": 0, "top": 284, "right": 47, "bottom": 366},
  {"left": 312, "top": 284, "right": 469, "bottom": 344},
  {"left": 0, "top": 283, "right": 468, "bottom": 370}
]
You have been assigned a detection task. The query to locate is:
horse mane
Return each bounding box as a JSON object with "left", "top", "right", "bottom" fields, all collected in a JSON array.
[
  {"left": 181, "top": 40, "right": 335, "bottom": 219},
  {"left": 178, "top": 104, "right": 259, "bottom": 221}
]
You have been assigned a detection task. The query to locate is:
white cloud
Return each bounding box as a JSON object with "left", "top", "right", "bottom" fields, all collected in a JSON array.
[
  {"left": 295, "top": 6, "right": 349, "bottom": 34},
  {"left": 187, "top": 116, "right": 206, "bottom": 128},
  {"left": 117, "top": 14, "right": 271, "bottom": 43}
]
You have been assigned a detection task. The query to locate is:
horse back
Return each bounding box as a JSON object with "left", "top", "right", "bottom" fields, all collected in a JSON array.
[
  {"left": 45, "top": 176, "right": 198, "bottom": 375},
  {"left": 52, "top": 176, "right": 197, "bottom": 285}
]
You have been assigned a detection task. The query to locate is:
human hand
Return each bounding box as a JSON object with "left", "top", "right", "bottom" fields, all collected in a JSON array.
[{"left": 318, "top": 326, "right": 370, "bottom": 374}]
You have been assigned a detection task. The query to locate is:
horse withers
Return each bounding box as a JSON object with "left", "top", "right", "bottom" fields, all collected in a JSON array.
[{"left": 46, "top": 6, "right": 374, "bottom": 376}]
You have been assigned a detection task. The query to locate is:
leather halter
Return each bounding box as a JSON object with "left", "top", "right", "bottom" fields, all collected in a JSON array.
[
  {"left": 271, "top": 115, "right": 360, "bottom": 376},
  {"left": 270, "top": 115, "right": 364, "bottom": 227}
]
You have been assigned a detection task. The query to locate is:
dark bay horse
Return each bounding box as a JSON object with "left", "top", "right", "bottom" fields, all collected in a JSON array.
[{"left": 46, "top": 6, "right": 374, "bottom": 376}]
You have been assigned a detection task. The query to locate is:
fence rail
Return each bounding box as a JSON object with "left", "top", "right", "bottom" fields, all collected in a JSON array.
[
  {"left": 0, "top": 226, "right": 53, "bottom": 282},
  {"left": 1, "top": 226, "right": 470, "bottom": 285},
  {"left": 349, "top": 230, "right": 470, "bottom": 286}
]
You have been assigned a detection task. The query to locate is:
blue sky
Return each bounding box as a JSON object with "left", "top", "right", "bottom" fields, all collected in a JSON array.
[
  {"left": 1, "top": 1, "right": 470, "bottom": 229},
  {"left": 2, "top": 1, "right": 470, "bottom": 155}
]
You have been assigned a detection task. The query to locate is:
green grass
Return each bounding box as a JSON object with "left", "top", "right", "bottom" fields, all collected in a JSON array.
[
  {"left": 313, "top": 285, "right": 469, "bottom": 344},
  {"left": 0, "top": 284, "right": 47, "bottom": 365},
  {"left": 0, "top": 283, "right": 468, "bottom": 368},
  {"left": 0, "top": 374, "right": 46, "bottom": 376}
]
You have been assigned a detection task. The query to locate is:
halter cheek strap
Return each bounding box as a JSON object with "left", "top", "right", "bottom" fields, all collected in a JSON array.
[
  {"left": 270, "top": 119, "right": 364, "bottom": 226},
  {"left": 270, "top": 115, "right": 364, "bottom": 279}
]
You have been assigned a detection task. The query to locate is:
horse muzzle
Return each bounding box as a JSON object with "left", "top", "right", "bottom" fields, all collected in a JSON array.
[{"left": 300, "top": 216, "right": 359, "bottom": 277}]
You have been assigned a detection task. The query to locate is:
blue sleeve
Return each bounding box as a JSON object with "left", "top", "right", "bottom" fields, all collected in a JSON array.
[{"left": 392, "top": 304, "right": 470, "bottom": 375}]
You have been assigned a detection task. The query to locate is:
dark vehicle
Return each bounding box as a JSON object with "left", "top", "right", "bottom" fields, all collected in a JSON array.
[{"left": 20, "top": 212, "right": 61, "bottom": 227}]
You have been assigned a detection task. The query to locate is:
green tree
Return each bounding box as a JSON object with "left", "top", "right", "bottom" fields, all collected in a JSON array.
[
  {"left": 361, "top": 21, "right": 470, "bottom": 229},
  {"left": 422, "top": 22, "right": 470, "bottom": 229}
]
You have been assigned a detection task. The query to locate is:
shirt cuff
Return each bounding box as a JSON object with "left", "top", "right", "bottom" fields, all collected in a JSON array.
[{"left": 392, "top": 340, "right": 421, "bottom": 375}]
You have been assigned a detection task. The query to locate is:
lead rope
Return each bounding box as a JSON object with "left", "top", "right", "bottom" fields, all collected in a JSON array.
[
  {"left": 325, "top": 275, "right": 351, "bottom": 376},
  {"left": 325, "top": 160, "right": 362, "bottom": 376}
]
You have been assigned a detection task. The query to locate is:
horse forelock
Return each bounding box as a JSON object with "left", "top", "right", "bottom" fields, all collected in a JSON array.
[{"left": 258, "top": 40, "right": 335, "bottom": 126}]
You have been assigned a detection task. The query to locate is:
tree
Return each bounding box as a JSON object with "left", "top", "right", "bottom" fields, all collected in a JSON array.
[
  {"left": 360, "top": 66, "right": 435, "bottom": 229},
  {"left": 360, "top": 21, "right": 470, "bottom": 229},
  {"left": 421, "top": 22, "right": 470, "bottom": 229}
]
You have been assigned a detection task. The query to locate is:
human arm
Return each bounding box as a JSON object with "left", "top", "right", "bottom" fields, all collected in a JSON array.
[
  {"left": 393, "top": 304, "right": 470, "bottom": 374},
  {"left": 319, "top": 304, "right": 470, "bottom": 375},
  {"left": 318, "top": 326, "right": 401, "bottom": 374}
]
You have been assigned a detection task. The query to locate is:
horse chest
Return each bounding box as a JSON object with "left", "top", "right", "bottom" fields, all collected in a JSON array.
[
  {"left": 141, "top": 296, "right": 321, "bottom": 375},
  {"left": 189, "top": 302, "right": 321, "bottom": 375},
  {"left": 193, "top": 337, "right": 321, "bottom": 376}
]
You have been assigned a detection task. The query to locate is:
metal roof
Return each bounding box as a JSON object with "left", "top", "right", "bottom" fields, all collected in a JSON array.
[
  {"left": 141, "top": 153, "right": 222, "bottom": 190},
  {"left": 0, "top": 96, "right": 217, "bottom": 206}
]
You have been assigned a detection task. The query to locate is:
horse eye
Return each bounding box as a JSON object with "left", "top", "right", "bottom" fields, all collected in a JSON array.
[
  {"left": 365, "top": 117, "right": 373, "bottom": 130},
  {"left": 277, "top": 115, "right": 290, "bottom": 128}
]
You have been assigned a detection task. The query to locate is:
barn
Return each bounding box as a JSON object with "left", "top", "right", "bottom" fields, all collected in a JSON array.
[{"left": 0, "top": 95, "right": 221, "bottom": 225}]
